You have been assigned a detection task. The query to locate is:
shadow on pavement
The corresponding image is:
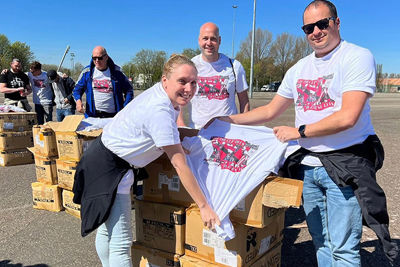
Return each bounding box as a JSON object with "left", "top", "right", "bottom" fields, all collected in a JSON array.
[
  {"left": 0, "top": 261, "right": 49, "bottom": 267},
  {"left": 281, "top": 207, "right": 400, "bottom": 267}
]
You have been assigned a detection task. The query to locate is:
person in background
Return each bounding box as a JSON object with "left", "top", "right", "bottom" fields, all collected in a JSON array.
[
  {"left": 177, "top": 22, "right": 249, "bottom": 129},
  {"left": 28, "top": 61, "right": 53, "bottom": 124},
  {"left": 0, "top": 58, "right": 32, "bottom": 111},
  {"left": 73, "top": 46, "right": 133, "bottom": 118},
  {"left": 47, "top": 69, "right": 76, "bottom": 122},
  {"left": 73, "top": 55, "right": 220, "bottom": 267}
]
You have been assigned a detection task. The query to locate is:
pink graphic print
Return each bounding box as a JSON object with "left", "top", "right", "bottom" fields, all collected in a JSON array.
[
  {"left": 197, "top": 75, "right": 229, "bottom": 100},
  {"left": 207, "top": 137, "right": 259, "bottom": 172},
  {"left": 33, "top": 79, "right": 45, "bottom": 88},
  {"left": 93, "top": 79, "right": 113, "bottom": 93},
  {"left": 296, "top": 74, "right": 335, "bottom": 111}
]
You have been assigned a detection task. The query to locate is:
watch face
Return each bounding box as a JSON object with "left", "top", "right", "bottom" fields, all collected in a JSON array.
[{"left": 299, "top": 125, "right": 306, "bottom": 138}]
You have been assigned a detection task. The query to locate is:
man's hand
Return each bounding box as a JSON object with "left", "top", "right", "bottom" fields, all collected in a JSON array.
[
  {"left": 273, "top": 126, "right": 300, "bottom": 142},
  {"left": 76, "top": 99, "right": 85, "bottom": 113},
  {"left": 63, "top": 98, "right": 70, "bottom": 104},
  {"left": 199, "top": 203, "right": 221, "bottom": 230},
  {"left": 1, "top": 69, "right": 8, "bottom": 75}
]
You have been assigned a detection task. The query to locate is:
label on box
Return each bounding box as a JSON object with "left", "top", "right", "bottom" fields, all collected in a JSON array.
[
  {"left": 4, "top": 122, "right": 13, "bottom": 130},
  {"left": 35, "top": 134, "right": 44, "bottom": 147},
  {"left": 234, "top": 198, "right": 245, "bottom": 211},
  {"left": 214, "top": 247, "right": 237, "bottom": 267},
  {"left": 0, "top": 157, "right": 4, "bottom": 165},
  {"left": 202, "top": 229, "right": 225, "bottom": 248},
  {"left": 158, "top": 173, "right": 180, "bottom": 192},
  {"left": 258, "top": 236, "right": 272, "bottom": 255}
]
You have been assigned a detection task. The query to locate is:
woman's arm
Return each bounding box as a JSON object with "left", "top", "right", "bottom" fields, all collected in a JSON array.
[{"left": 163, "top": 144, "right": 220, "bottom": 229}]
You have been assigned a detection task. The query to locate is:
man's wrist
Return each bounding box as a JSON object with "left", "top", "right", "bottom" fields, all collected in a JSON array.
[{"left": 298, "top": 124, "right": 307, "bottom": 138}]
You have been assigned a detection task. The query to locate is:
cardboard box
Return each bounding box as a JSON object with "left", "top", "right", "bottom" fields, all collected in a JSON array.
[
  {"left": 52, "top": 115, "right": 101, "bottom": 161},
  {"left": 184, "top": 206, "right": 285, "bottom": 267},
  {"left": 56, "top": 159, "right": 78, "bottom": 190},
  {"left": 30, "top": 148, "right": 57, "bottom": 184},
  {"left": 0, "top": 131, "right": 33, "bottom": 150},
  {"left": 32, "top": 123, "right": 59, "bottom": 157},
  {"left": 0, "top": 112, "right": 37, "bottom": 132},
  {"left": 180, "top": 242, "right": 281, "bottom": 267},
  {"left": 0, "top": 148, "right": 34, "bottom": 166},
  {"left": 131, "top": 243, "right": 180, "bottom": 267},
  {"left": 262, "top": 176, "right": 303, "bottom": 209},
  {"left": 230, "top": 179, "right": 285, "bottom": 228},
  {"left": 31, "top": 182, "right": 63, "bottom": 212},
  {"left": 135, "top": 200, "right": 186, "bottom": 255},
  {"left": 250, "top": 242, "right": 281, "bottom": 267},
  {"left": 143, "top": 153, "right": 194, "bottom": 207},
  {"left": 62, "top": 189, "right": 81, "bottom": 219}
]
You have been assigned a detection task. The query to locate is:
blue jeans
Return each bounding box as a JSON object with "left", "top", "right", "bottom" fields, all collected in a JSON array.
[
  {"left": 35, "top": 104, "right": 53, "bottom": 124},
  {"left": 299, "top": 165, "right": 362, "bottom": 267},
  {"left": 56, "top": 108, "right": 75, "bottom": 122},
  {"left": 95, "top": 194, "right": 133, "bottom": 267}
]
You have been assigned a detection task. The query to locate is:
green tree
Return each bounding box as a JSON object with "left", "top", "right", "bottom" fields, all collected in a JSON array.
[
  {"left": 0, "top": 34, "right": 34, "bottom": 71},
  {"left": 182, "top": 48, "right": 201, "bottom": 59}
]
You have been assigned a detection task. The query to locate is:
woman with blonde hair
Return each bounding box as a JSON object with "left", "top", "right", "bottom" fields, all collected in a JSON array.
[{"left": 73, "top": 54, "right": 220, "bottom": 267}]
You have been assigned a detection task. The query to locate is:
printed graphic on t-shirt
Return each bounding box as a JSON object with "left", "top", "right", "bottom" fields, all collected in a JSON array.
[
  {"left": 296, "top": 74, "right": 335, "bottom": 111},
  {"left": 33, "top": 79, "right": 46, "bottom": 88},
  {"left": 197, "top": 75, "right": 229, "bottom": 100},
  {"left": 10, "top": 77, "right": 25, "bottom": 88},
  {"left": 207, "top": 137, "right": 259, "bottom": 172},
  {"left": 93, "top": 79, "right": 113, "bottom": 93}
]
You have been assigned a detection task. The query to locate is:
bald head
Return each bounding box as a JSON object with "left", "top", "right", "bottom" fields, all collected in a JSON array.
[
  {"left": 198, "top": 22, "right": 221, "bottom": 62},
  {"left": 92, "top": 46, "right": 107, "bottom": 56}
]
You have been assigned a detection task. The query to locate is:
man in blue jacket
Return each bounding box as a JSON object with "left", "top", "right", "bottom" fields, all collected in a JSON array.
[{"left": 73, "top": 46, "right": 133, "bottom": 118}]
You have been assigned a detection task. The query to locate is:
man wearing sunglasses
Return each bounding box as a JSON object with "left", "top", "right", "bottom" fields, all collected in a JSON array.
[
  {"left": 73, "top": 46, "right": 133, "bottom": 118},
  {"left": 215, "top": 0, "right": 398, "bottom": 265}
]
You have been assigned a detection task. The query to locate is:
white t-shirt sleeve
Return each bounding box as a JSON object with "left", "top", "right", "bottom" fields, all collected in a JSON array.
[
  {"left": 342, "top": 48, "right": 376, "bottom": 95},
  {"left": 147, "top": 107, "right": 180, "bottom": 148},
  {"left": 277, "top": 66, "right": 296, "bottom": 99},
  {"left": 234, "top": 61, "right": 248, "bottom": 93}
]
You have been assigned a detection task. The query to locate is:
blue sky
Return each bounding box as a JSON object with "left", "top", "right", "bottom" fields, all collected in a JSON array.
[{"left": 1, "top": 0, "right": 399, "bottom": 74}]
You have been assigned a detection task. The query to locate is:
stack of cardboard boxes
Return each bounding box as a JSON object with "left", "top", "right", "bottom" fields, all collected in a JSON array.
[
  {"left": 0, "top": 112, "right": 36, "bottom": 166},
  {"left": 29, "top": 115, "right": 101, "bottom": 217},
  {"left": 134, "top": 145, "right": 303, "bottom": 267}
]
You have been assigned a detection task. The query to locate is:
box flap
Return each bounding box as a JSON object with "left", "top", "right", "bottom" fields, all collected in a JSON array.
[
  {"left": 262, "top": 176, "right": 303, "bottom": 208},
  {"left": 54, "top": 115, "right": 84, "bottom": 132},
  {"left": 76, "top": 128, "right": 103, "bottom": 137},
  {"left": 27, "top": 146, "right": 37, "bottom": 154}
]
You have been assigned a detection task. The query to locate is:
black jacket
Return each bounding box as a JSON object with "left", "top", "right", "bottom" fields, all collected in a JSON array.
[
  {"left": 72, "top": 137, "right": 130, "bottom": 237},
  {"left": 279, "top": 135, "right": 398, "bottom": 263},
  {"left": 50, "top": 76, "right": 76, "bottom": 109}
]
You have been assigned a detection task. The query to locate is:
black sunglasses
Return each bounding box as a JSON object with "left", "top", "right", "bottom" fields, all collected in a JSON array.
[
  {"left": 92, "top": 54, "right": 107, "bottom": 61},
  {"left": 302, "top": 17, "right": 336, "bottom": 34}
]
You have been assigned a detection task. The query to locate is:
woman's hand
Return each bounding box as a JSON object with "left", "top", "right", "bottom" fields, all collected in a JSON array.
[{"left": 199, "top": 203, "right": 221, "bottom": 230}]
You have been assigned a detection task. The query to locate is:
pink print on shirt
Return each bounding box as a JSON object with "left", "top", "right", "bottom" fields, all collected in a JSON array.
[
  {"left": 33, "top": 79, "right": 45, "bottom": 88},
  {"left": 197, "top": 75, "right": 229, "bottom": 100},
  {"left": 207, "top": 137, "right": 259, "bottom": 172},
  {"left": 93, "top": 79, "right": 113, "bottom": 93},
  {"left": 296, "top": 74, "right": 335, "bottom": 111}
]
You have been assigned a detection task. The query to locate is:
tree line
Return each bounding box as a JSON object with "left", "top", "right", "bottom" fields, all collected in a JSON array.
[{"left": 0, "top": 32, "right": 398, "bottom": 92}]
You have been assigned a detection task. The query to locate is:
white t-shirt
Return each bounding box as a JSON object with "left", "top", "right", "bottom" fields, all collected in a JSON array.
[
  {"left": 28, "top": 71, "right": 53, "bottom": 105},
  {"left": 188, "top": 53, "right": 248, "bottom": 129},
  {"left": 277, "top": 40, "right": 376, "bottom": 166},
  {"left": 92, "top": 67, "right": 115, "bottom": 113},
  {"left": 102, "top": 82, "right": 181, "bottom": 193},
  {"left": 182, "top": 119, "right": 288, "bottom": 240}
]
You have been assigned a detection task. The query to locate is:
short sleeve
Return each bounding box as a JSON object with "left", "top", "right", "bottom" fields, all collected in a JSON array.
[
  {"left": 146, "top": 106, "right": 180, "bottom": 148},
  {"left": 277, "top": 66, "right": 296, "bottom": 99},
  {"left": 342, "top": 48, "right": 376, "bottom": 95},
  {"left": 0, "top": 74, "right": 7, "bottom": 84},
  {"left": 234, "top": 61, "right": 248, "bottom": 93}
]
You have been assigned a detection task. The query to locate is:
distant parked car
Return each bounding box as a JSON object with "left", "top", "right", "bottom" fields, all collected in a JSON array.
[
  {"left": 260, "top": 85, "right": 270, "bottom": 91},
  {"left": 268, "top": 81, "right": 281, "bottom": 92}
]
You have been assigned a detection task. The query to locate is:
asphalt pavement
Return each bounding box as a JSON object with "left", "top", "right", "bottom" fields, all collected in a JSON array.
[{"left": 0, "top": 92, "right": 399, "bottom": 267}]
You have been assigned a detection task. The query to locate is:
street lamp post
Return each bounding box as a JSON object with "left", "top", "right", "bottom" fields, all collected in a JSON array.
[
  {"left": 232, "top": 5, "right": 238, "bottom": 59},
  {"left": 70, "top": 52, "right": 75, "bottom": 71},
  {"left": 249, "top": 0, "right": 257, "bottom": 98}
]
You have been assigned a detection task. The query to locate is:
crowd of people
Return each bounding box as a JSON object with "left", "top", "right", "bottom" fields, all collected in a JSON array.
[{"left": 0, "top": 1, "right": 397, "bottom": 266}]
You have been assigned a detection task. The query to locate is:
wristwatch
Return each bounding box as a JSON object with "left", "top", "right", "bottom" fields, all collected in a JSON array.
[{"left": 298, "top": 125, "right": 307, "bottom": 138}]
